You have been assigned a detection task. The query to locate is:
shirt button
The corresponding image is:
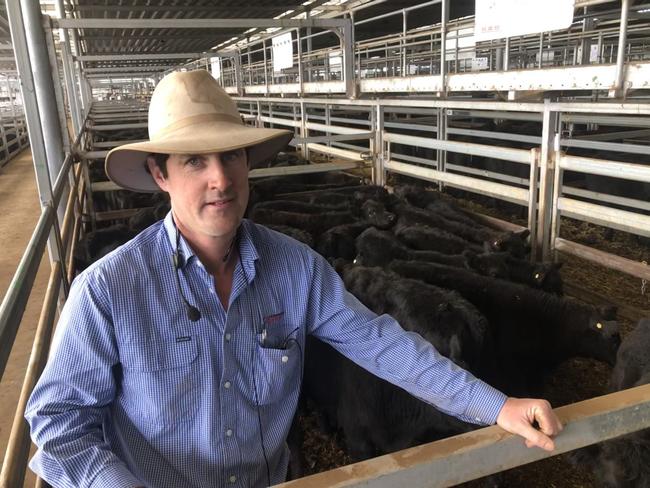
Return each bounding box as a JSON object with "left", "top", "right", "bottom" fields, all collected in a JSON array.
[
  {"left": 281, "top": 355, "right": 289, "bottom": 363},
  {"left": 475, "top": 417, "right": 481, "bottom": 422},
  {"left": 225, "top": 333, "right": 231, "bottom": 341},
  {"left": 226, "top": 428, "right": 233, "bottom": 437},
  {"left": 229, "top": 475, "right": 237, "bottom": 483},
  {"left": 224, "top": 381, "right": 231, "bottom": 389}
]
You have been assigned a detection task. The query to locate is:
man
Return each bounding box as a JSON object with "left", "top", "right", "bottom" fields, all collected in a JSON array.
[{"left": 26, "top": 70, "right": 562, "bottom": 488}]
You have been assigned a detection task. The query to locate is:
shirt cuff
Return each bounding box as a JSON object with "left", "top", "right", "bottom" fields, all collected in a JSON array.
[
  {"left": 464, "top": 380, "right": 508, "bottom": 425},
  {"left": 89, "top": 463, "right": 142, "bottom": 488}
]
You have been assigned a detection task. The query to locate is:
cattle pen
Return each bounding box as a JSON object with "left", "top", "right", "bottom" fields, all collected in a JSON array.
[{"left": 0, "top": 1, "right": 650, "bottom": 487}]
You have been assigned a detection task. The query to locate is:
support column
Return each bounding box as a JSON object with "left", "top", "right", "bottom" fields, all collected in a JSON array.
[
  {"left": 439, "top": 0, "right": 448, "bottom": 95},
  {"left": 339, "top": 16, "right": 356, "bottom": 98},
  {"left": 609, "top": 0, "right": 629, "bottom": 98},
  {"left": 374, "top": 104, "right": 385, "bottom": 186},
  {"left": 537, "top": 100, "right": 560, "bottom": 261},
  {"left": 436, "top": 107, "right": 447, "bottom": 190}
]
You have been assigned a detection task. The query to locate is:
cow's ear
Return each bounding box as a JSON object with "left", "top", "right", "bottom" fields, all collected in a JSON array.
[{"left": 516, "top": 228, "right": 531, "bottom": 240}]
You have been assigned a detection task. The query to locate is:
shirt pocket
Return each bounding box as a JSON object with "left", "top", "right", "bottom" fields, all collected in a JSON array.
[
  {"left": 253, "top": 336, "right": 302, "bottom": 406},
  {"left": 119, "top": 338, "right": 200, "bottom": 425}
]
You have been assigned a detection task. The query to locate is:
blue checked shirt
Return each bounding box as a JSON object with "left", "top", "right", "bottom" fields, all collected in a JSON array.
[{"left": 26, "top": 212, "right": 507, "bottom": 488}]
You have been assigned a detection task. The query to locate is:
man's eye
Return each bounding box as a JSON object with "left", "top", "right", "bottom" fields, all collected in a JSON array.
[
  {"left": 223, "top": 150, "right": 243, "bottom": 163},
  {"left": 185, "top": 157, "right": 201, "bottom": 166}
]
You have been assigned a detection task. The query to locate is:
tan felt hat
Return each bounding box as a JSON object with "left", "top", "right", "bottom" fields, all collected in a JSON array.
[{"left": 105, "top": 69, "right": 293, "bottom": 192}]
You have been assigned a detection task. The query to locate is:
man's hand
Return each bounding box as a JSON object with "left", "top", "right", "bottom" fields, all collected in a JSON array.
[{"left": 496, "top": 397, "right": 563, "bottom": 452}]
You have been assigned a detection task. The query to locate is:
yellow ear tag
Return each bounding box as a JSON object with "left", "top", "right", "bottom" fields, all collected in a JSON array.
[
  {"left": 596, "top": 322, "right": 603, "bottom": 329},
  {"left": 534, "top": 273, "right": 540, "bottom": 279}
]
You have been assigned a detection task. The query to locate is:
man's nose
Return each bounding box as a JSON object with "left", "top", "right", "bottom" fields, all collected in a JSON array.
[{"left": 206, "top": 156, "right": 232, "bottom": 190}]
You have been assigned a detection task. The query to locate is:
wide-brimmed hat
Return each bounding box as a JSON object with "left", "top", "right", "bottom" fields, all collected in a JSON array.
[{"left": 105, "top": 70, "right": 293, "bottom": 192}]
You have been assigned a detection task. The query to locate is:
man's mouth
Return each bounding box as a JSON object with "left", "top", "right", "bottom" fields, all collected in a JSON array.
[{"left": 205, "top": 198, "right": 234, "bottom": 208}]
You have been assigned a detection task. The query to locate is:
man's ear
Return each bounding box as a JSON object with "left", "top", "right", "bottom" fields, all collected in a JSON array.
[{"left": 146, "top": 156, "right": 168, "bottom": 191}]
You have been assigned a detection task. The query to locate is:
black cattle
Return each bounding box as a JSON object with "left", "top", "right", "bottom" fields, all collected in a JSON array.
[
  {"left": 265, "top": 224, "right": 314, "bottom": 247},
  {"left": 393, "top": 203, "right": 530, "bottom": 257},
  {"left": 395, "top": 223, "right": 483, "bottom": 254},
  {"left": 572, "top": 318, "right": 650, "bottom": 487},
  {"left": 74, "top": 225, "right": 137, "bottom": 272},
  {"left": 316, "top": 221, "right": 372, "bottom": 260},
  {"left": 128, "top": 201, "right": 171, "bottom": 232},
  {"left": 388, "top": 260, "right": 620, "bottom": 395},
  {"left": 341, "top": 265, "right": 489, "bottom": 370},
  {"left": 354, "top": 227, "right": 511, "bottom": 279},
  {"left": 250, "top": 199, "right": 394, "bottom": 236},
  {"left": 303, "top": 265, "right": 491, "bottom": 461},
  {"left": 252, "top": 199, "right": 349, "bottom": 214}
]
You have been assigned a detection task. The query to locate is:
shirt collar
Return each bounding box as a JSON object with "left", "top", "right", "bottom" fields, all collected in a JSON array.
[{"left": 162, "top": 212, "right": 259, "bottom": 282}]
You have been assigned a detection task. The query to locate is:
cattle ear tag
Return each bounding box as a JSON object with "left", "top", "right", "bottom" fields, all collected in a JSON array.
[
  {"left": 596, "top": 322, "right": 603, "bottom": 329},
  {"left": 534, "top": 273, "right": 540, "bottom": 279}
]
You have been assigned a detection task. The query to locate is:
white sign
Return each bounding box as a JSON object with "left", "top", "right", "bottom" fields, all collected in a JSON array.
[
  {"left": 272, "top": 32, "right": 293, "bottom": 72},
  {"left": 474, "top": 0, "right": 574, "bottom": 42},
  {"left": 210, "top": 57, "right": 221, "bottom": 79},
  {"left": 472, "top": 57, "right": 489, "bottom": 70},
  {"left": 589, "top": 44, "right": 600, "bottom": 63}
]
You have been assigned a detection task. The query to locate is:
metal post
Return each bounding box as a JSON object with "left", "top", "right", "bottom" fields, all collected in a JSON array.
[
  {"left": 296, "top": 29, "right": 304, "bottom": 93},
  {"left": 374, "top": 104, "right": 385, "bottom": 186},
  {"left": 504, "top": 37, "right": 510, "bottom": 71},
  {"left": 538, "top": 33, "right": 544, "bottom": 69},
  {"left": 527, "top": 148, "right": 540, "bottom": 262},
  {"left": 305, "top": 9, "right": 312, "bottom": 83},
  {"left": 234, "top": 50, "right": 243, "bottom": 96},
  {"left": 340, "top": 16, "right": 356, "bottom": 98},
  {"left": 43, "top": 19, "right": 70, "bottom": 153},
  {"left": 439, "top": 0, "right": 447, "bottom": 93},
  {"left": 300, "top": 100, "right": 309, "bottom": 159},
  {"left": 55, "top": 0, "right": 81, "bottom": 136},
  {"left": 436, "top": 107, "right": 447, "bottom": 190},
  {"left": 609, "top": 0, "right": 629, "bottom": 98},
  {"left": 401, "top": 10, "right": 407, "bottom": 77},
  {"left": 579, "top": 7, "right": 593, "bottom": 66},
  {"left": 262, "top": 39, "right": 269, "bottom": 93},
  {"left": 537, "top": 100, "right": 560, "bottom": 261},
  {"left": 5, "top": 0, "right": 65, "bottom": 270}
]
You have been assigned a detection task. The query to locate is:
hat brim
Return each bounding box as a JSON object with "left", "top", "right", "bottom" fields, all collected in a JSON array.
[{"left": 105, "top": 121, "right": 293, "bottom": 192}]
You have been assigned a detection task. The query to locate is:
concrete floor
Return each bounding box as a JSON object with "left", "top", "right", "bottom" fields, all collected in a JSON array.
[{"left": 0, "top": 147, "right": 52, "bottom": 486}]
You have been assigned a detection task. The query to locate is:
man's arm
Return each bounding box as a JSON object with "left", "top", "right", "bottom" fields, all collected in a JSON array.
[
  {"left": 305, "top": 254, "right": 563, "bottom": 450},
  {"left": 25, "top": 271, "right": 142, "bottom": 488}
]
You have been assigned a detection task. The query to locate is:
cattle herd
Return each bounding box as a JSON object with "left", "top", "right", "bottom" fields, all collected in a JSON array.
[{"left": 76, "top": 151, "right": 649, "bottom": 487}]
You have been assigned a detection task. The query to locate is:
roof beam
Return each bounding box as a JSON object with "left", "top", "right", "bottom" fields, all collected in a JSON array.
[
  {"left": 77, "top": 52, "right": 207, "bottom": 61},
  {"left": 55, "top": 18, "right": 347, "bottom": 29}
]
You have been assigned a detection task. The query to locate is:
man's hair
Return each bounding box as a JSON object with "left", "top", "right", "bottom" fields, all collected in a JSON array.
[{"left": 147, "top": 153, "right": 170, "bottom": 178}]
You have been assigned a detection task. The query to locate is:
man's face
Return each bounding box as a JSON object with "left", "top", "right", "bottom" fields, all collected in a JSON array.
[{"left": 148, "top": 149, "right": 249, "bottom": 240}]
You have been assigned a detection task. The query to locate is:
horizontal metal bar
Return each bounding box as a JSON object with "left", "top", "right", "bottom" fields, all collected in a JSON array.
[
  {"left": 557, "top": 197, "right": 650, "bottom": 238},
  {"left": 80, "top": 150, "right": 109, "bottom": 159},
  {"left": 555, "top": 238, "right": 650, "bottom": 281},
  {"left": 276, "top": 384, "right": 650, "bottom": 488},
  {"left": 78, "top": 53, "right": 207, "bottom": 61},
  {"left": 89, "top": 123, "right": 148, "bottom": 131},
  {"left": 384, "top": 132, "right": 532, "bottom": 164},
  {"left": 305, "top": 121, "right": 369, "bottom": 135},
  {"left": 0, "top": 205, "right": 55, "bottom": 381},
  {"left": 448, "top": 127, "right": 541, "bottom": 145},
  {"left": 574, "top": 128, "right": 650, "bottom": 141},
  {"left": 561, "top": 138, "right": 650, "bottom": 156},
  {"left": 305, "top": 144, "right": 369, "bottom": 162},
  {"left": 55, "top": 18, "right": 347, "bottom": 29},
  {"left": 249, "top": 161, "right": 364, "bottom": 179},
  {"left": 91, "top": 181, "right": 120, "bottom": 192},
  {"left": 293, "top": 132, "right": 373, "bottom": 144},
  {"left": 559, "top": 154, "right": 650, "bottom": 183},
  {"left": 92, "top": 139, "right": 146, "bottom": 149},
  {"left": 385, "top": 160, "right": 529, "bottom": 205},
  {"left": 563, "top": 185, "right": 650, "bottom": 212}
]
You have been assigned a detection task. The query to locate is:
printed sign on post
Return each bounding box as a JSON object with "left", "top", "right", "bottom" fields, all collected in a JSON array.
[
  {"left": 272, "top": 32, "right": 294, "bottom": 72},
  {"left": 210, "top": 57, "right": 221, "bottom": 79},
  {"left": 474, "top": 0, "right": 574, "bottom": 41}
]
